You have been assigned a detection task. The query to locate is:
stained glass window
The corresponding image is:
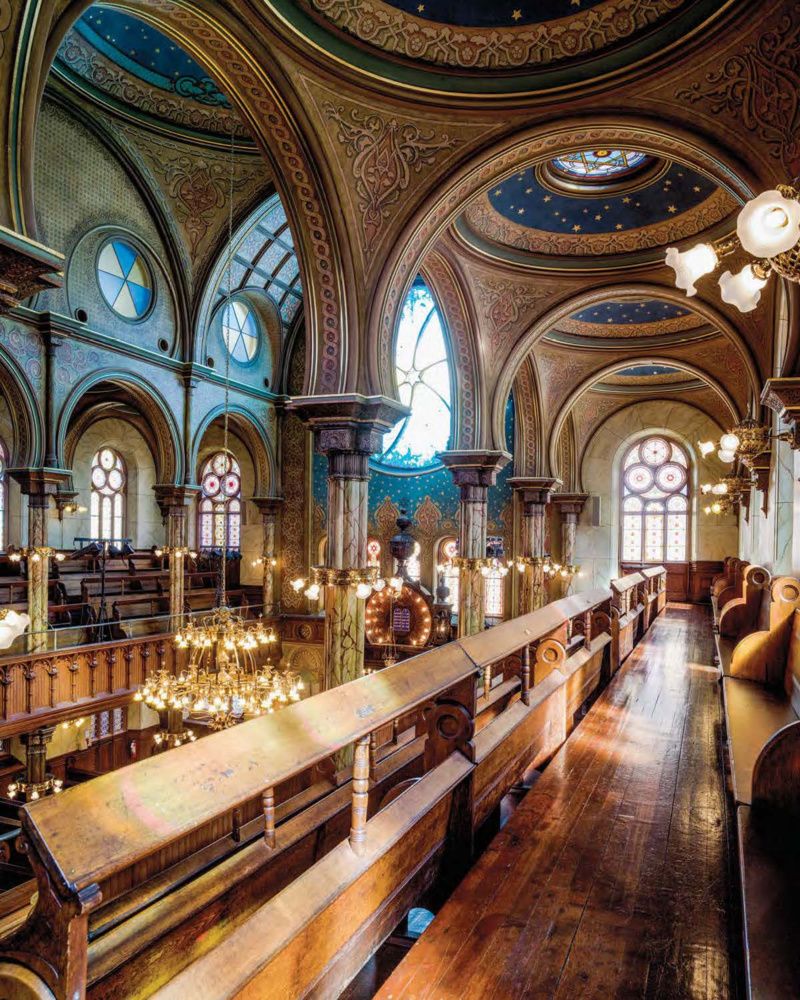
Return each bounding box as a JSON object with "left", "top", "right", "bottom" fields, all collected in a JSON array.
[
  {"left": 484, "top": 571, "right": 505, "bottom": 620},
  {"left": 90, "top": 448, "right": 125, "bottom": 540},
  {"left": 0, "top": 439, "right": 6, "bottom": 552},
  {"left": 221, "top": 300, "right": 259, "bottom": 363},
  {"left": 97, "top": 239, "right": 153, "bottom": 319},
  {"left": 367, "top": 538, "right": 381, "bottom": 568},
  {"left": 551, "top": 150, "right": 648, "bottom": 179},
  {"left": 438, "top": 537, "right": 459, "bottom": 609},
  {"left": 380, "top": 276, "right": 452, "bottom": 470},
  {"left": 198, "top": 451, "right": 241, "bottom": 549},
  {"left": 621, "top": 436, "right": 689, "bottom": 563}
]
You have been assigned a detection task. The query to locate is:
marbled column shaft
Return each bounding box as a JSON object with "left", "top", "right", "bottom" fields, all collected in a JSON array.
[
  {"left": 27, "top": 498, "right": 49, "bottom": 652},
  {"left": 517, "top": 502, "right": 547, "bottom": 613},
  {"left": 262, "top": 515, "right": 276, "bottom": 615},
  {"left": 457, "top": 483, "right": 488, "bottom": 638},
  {"left": 165, "top": 506, "right": 187, "bottom": 630}
]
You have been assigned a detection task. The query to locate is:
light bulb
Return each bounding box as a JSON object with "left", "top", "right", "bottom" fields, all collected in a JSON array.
[
  {"left": 665, "top": 243, "right": 718, "bottom": 296},
  {"left": 373, "top": 578, "right": 386, "bottom": 591},
  {"left": 304, "top": 583, "right": 320, "bottom": 600},
  {"left": 698, "top": 440, "right": 716, "bottom": 457},
  {"left": 717, "top": 449, "right": 736, "bottom": 463},
  {"left": 719, "top": 264, "right": 769, "bottom": 313},
  {"left": 736, "top": 190, "right": 800, "bottom": 257},
  {"left": 355, "top": 582, "right": 372, "bottom": 600},
  {"left": 711, "top": 483, "right": 727, "bottom": 495},
  {"left": 700, "top": 483, "right": 713, "bottom": 494},
  {"left": 719, "top": 432, "right": 740, "bottom": 452},
  {"left": 389, "top": 576, "right": 402, "bottom": 591}
]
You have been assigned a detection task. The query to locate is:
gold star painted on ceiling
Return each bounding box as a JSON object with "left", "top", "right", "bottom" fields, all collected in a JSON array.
[
  {"left": 615, "top": 223, "right": 624, "bottom": 230},
  {"left": 693, "top": 185, "right": 701, "bottom": 192},
  {"left": 543, "top": 195, "right": 552, "bottom": 202},
  {"left": 417, "top": 3, "right": 425, "bottom": 11},
  {"left": 595, "top": 214, "right": 602, "bottom": 221},
  {"left": 518, "top": 208, "right": 525, "bottom": 215},
  {"left": 512, "top": 9, "right": 523, "bottom": 20},
  {"left": 525, "top": 187, "right": 533, "bottom": 194},
  {"left": 572, "top": 224, "right": 582, "bottom": 232},
  {"left": 494, "top": 189, "right": 502, "bottom": 196},
  {"left": 622, "top": 196, "right": 631, "bottom": 204},
  {"left": 667, "top": 205, "right": 677, "bottom": 213}
]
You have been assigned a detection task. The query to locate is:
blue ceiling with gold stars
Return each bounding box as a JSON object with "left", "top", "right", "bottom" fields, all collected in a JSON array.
[
  {"left": 489, "top": 160, "right": 716, "bottom": 235},
  {"left": 382, "top": 1, "right": 606, "bottom": 26},
  {"left": 70, "top": 6, "right": 228, "bottom": 106},
  {"left": 615, "top": 364, "right": 681, "bottom": 378},
  {"left": 572, "top": 301, "right": 691, "bottom": 325}
]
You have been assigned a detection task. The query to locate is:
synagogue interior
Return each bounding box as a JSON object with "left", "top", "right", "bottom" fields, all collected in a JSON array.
[{"left": 0, "top": 1, "right": 798, "bottom": 997}]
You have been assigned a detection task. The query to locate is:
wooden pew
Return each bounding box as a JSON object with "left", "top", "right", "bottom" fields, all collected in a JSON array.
[
  {"left": 711, "top": 557, "right": 746, "bottom": 627},
  {"left": 719, "top": 584, "right": 800, "bottom": 997},
  {"left": 0, "top": 591, "right": 615, "bottom": 1000},
  {"left": 610, "top": 571, "right": 645, "bottom": 672},
  {"left": 713, "top": 564, "right": 771, "bottom": 672},
  {"left": 640, "top": 565, "right": 667, "bottom": 630}
]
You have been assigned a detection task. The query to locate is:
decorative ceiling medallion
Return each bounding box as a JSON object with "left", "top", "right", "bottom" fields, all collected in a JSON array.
[
  {"left": 298, "top": 0, "right": 697, "bottom": 72},
  {"left": 540, "top": 153, "right": 667, "bottom": 198}
]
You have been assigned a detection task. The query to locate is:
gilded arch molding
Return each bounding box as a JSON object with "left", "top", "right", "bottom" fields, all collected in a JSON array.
[
  {"left": 547, "top": 358, "right": 741, "bottom": 479},
  {"left": 18, "top": 0, "right": 349, "bottom": 394},
  {"left": 512, "top": 356, "right": 541, "bottom": 476},
  {"left": 489, "top": 281, "right": 761, "bottom": 457},
  {"left": 369, "top": 117, "right": 759, "bottom": 398}
]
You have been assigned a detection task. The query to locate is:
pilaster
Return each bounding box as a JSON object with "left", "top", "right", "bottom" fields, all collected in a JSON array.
[
  {"left": 509, "top": 477, "right": 561, "bottom": 613},
  {"left": 552, "top": 493, "right": 589, "bottom": 597},
  {"left": 251, "top": 496, "right": 283, "bottom": 617},
  {"left": 153, "top": 485, "right": 198, "bottom": 630}
]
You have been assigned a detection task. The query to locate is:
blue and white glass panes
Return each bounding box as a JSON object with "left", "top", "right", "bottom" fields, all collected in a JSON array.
[
  {"left": 97, "top": 239, "right": 153, "bottom": 319},
  {"left": 620, "top": 436, "right": 689, "bottom": 563}
]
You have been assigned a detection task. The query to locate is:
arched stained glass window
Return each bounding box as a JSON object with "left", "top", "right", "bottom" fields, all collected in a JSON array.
[
  {"left": 90, "top": 448, "right": 126, "bottom": 540},
  {"left": 380, "top": 276, "right": 452, "bottom": 470},
  {"left": 437, "top": 537, "right": 459, "bottom": 609},
  {"left": 484, "top": 570, "right": 505, "bottom": 621},
  {"left": 621, "top": 436, "right": 689, "bottom": 563},
  {"left": 221, "top": 300, "right": 259, "bottom": 363},
  {"left": 367, "top": 538, "right": 381, "bottom": 568},
  {"left": 0, "top": 439, "right": 7, "bottom": 551},
  {"left": 198, "top": 452, "right": 242, "bottom": 549}
]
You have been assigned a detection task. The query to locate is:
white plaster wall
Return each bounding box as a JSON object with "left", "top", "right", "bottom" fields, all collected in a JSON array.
[
  {"left": 574, "top": 400, "right": 739, "bottom": 592},
  {"left": 190, "top": 427, "right": 261, "bottom": 586},
  {"left": 67, "top": 418, "right": 161, "bottom": 548}
]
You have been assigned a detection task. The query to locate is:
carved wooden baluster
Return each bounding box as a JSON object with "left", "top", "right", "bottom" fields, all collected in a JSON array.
[
  {"left": 483, "top": 664, "right": 492, "bottom": 700},
  {"left": 88, "top": 650, "right": 98, "bottom": 698},
  {"left": 369, "top": 731, "right": 378, "bottom": 782},
  {"left": 392, "top": 718, "right": 400, "bottom": 745},
  {"left": 23, "top": 661, "right": 35, "bottom": 716},
  {"left": 45, "top": 660, "right": 58, "bottom": 708},
  {"left": 123, "top": 645, "right": 134, "bottom": 689},
  {"left": 349, "top": 734, "right": 371, "bottom": 857},
  {"left": 521, "top": 644, "right": 531, "bottom": 706},
  {"left": 263, "top": 787, "right": 276, "bottom": 849},
  {"left": 583, "top": 609, "right": 592, "bottom": 649},
  {"left": 0, "top": 666, "right": 12, "bottom": 721}
]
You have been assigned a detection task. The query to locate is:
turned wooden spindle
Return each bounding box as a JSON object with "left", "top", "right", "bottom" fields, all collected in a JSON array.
[
  {"left": 349, "top": 734, "right": 371, "bottom": 856},
  {"left": 521, "top": 645, "right": 531, "bottom": 706},
  {"left": 369, "top": 731, "right": 378, "bottom": 782},
  {"left": 483, "top": 664, "right": 492, "bottom": 699},
  {"left": 583, "top": 609, "right": 592, "bottom": 649},
  {"left": 263, "top": 786, "right": 276, "bottom": 849},
  {"left": 392, "top": 718, "right": 399, "bottom": 745}
]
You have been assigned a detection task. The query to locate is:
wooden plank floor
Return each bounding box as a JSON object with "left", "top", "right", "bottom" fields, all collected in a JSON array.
[{"left": 374, "top": 604, "right": 736, "bottom": 1000}]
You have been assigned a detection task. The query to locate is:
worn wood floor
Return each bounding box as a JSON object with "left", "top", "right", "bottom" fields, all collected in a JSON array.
[{"left": 374, "top": 604, "right": 737, "bottom": 1000}]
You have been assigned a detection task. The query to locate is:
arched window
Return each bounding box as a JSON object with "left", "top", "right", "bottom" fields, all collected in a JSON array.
[
  {"left": 198, "top": 451, "right": 242, "bottom": 549},
  {"left": 90, "top": 447, "right": 126, "bottom": 540},
  {"left": 380, "top": 276, "right": 452, "bottom": 470},
  {"left": 621, "top": 435, "right": 689, "bottom": 563},
  {"left": 0, "top": 439, "right": 7, "bottom": 552},
  {"left": 484, "top": 571, "right": 505, "bottom": 621},
  {"left": 437, "top": 537, "right": 459, "bottom": 608}
]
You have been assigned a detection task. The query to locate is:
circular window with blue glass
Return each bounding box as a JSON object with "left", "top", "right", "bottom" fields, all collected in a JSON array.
[
  {"left": 221, "top": 300, "right": 260, "bottom": 364},
  {"left": 96, "top": 239, "right": 154, "bottom": 320}
]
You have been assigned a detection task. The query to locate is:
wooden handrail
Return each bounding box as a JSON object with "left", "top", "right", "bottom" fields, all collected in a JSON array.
[
  {"left": 22, "top": 590, "right": 611, "bottom": 897},
  {"left": 641, "top": 565, "right": 666, "bottom": 581}
]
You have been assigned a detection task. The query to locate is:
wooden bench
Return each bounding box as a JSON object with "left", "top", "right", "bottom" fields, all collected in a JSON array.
[
  {"left": 640, "top": 565, "right": 667, "bottom": 630},
  {"left": 711, "top": 556, "right": 746, "bottom": 626},
  {"left": 610, "top": 571, "right": 645, "bottom": 672},
  {"left": 713, "top": 565, "right": 774, "bottom": 673},
  {"left": 0, "top": 590, "right": 615, "bottom": 1000},
  {"left": 719, "top": 578, "right": 800, "bottom": 997}
]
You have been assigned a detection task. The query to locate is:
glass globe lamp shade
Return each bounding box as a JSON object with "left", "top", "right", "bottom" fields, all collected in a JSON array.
[
  {"left": 717, "top": 449, "right": 736, "bottom": 463},
  {"left": 700, "top": 483, "right": 713, "bottom": 495},
  {"left": 0, "top": 610, "right": 30, "bottom": 650},
  {"left": 719, "top": 265, "right": 768, "bottom": 313},
  {"left": 665, "top": 243, "right": 718, "bottom": 296},
  {"left": 711, "top": 502, "right": 722, "bottom": 514},
  {"left": 711, "top": 483, "right": 728, "bottom": 495},
  {"left": 698, "top": 440, "right": 716, "bottom": 457},
  {"left": 355, "top": 582, "right": 372, "bottom": 600},
  {"left": 719, "top": 433, "right": 740, "bottom": 452},
  {"left": 736, "top": 190, "right": 800, "bottom": 257}
]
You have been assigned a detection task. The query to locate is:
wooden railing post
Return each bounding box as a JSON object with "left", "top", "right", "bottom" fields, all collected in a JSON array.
[
  {"left": 583, "top": 610, "right": 592, "bottom": 649},
  {"left": 483, "top": 664, "right": 492, "bottom": 700},
  {"left": 263, "top": 787, "right": 276, "bottom": 849},
  {"left": 349, "top": 734, "right": 371, "bottom": 856},
  {"left": 521, "top": 645, "right": 531, "bottom": 706}
]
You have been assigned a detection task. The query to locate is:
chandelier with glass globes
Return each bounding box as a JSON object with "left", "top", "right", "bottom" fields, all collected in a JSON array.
[
  {"left": 135, "top": 608, "right": 302, "bottom": 730},
  {"left": 666, "top": 185, "right": 800, "bottom": 312}
]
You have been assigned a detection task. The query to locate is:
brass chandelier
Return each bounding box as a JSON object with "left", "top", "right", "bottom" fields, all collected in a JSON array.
[{"left": 666, "top": 184, "right": 800, "bottom": 312}]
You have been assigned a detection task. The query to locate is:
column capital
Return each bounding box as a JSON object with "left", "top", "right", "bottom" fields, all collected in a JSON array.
[
  {"left": 762, "top": 378, "right": 800, "bottom": 447},
  {"left": 250, "top": 495, "right": 284, "bottom": 518},
  {"left": 508, "top": 476, "right": 561, "bottom": 507},
  {"left": 287, "top": 394, "right": 409, "bottom": 458},
  {"left": 441, "top": 450, "right": 511, "bottom": 488},
  {"left": 0, "top": 226, "right": 64, "bottom": 314},
  {"left": 552, "top": 492, "right": 590, "bottom": 517},
  {"left": 8, "top": 468, "right": 73, "bottom": 500},
  {"left": 153, "top": 484, "right": 199, "bottom": 517}
]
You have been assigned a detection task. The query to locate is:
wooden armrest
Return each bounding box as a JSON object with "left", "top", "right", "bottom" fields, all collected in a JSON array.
[{"left": 723, "top": 678, "right": 797, "bottom": 806}]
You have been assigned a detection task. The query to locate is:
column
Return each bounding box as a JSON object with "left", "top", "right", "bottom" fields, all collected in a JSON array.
[
  {"left": 288, "top": 395, "right": 407, "bottom": 690},
  {"left": 154, "top": 486, "right": 198, "bottom": 631},
  {"left": 251, "top": 496, "right": 283, "bottom": 617},
  {"left": 43, "top": 329, "right": 63, "bottom": 468},
  {"left": 553, "top": 494, "right": 589, "bottom": 597},
  {"left": 442, "top": 452, "right": 511, "bottom": 637},
  {"left": 509, "top": 478, "right": 560, "bottom": 614},
  {"left": 9, "top": 470, "right": 70, "bottom": 651}
]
